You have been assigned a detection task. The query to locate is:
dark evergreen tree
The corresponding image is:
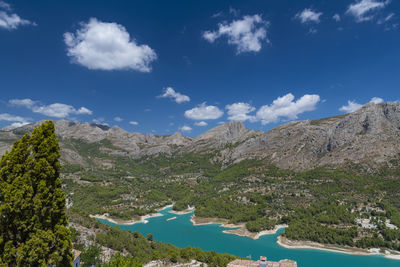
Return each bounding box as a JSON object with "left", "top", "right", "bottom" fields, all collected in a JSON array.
[{"left": 0, "top": 121, "right": 73, "bottom": 266}]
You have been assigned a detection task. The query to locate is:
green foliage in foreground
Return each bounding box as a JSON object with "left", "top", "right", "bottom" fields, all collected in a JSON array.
[
  {"left": 68, "top": 214, "right": 237, "bottom": 267},
  {"left": 0, "top": 121, "right": 73, "bottom": 266},
  {"left": 68, "top": 211, "right": 238, "bottom": 266},
  {"left": 79, "top": 244, "right": 102, "bottom": 267}
]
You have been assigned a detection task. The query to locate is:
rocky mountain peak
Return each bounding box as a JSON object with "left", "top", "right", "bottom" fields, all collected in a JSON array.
[{"left": 196, "top": 121, "right": 247, "bottom": 141}]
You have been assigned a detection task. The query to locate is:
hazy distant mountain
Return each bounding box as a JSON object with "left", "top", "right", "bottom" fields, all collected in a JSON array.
[{"left": 1, "top": 102, "right": 399, "bottom": 171}]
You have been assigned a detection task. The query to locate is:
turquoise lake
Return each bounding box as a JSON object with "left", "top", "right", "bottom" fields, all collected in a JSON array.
[{"left": 98, "top": 207, "right": 400, "bottom": 267}]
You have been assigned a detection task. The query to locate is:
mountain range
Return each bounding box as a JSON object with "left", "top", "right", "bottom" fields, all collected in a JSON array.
[{"left": 1, "top": 102, "right": 399, "bottom": 171}]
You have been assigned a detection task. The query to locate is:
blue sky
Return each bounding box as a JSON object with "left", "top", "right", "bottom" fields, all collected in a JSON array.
[{"left": 0, "top": 0, "right": 399, "bottom": 136}]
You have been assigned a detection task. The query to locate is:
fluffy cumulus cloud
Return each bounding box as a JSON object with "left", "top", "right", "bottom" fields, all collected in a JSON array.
[
  {"left": 225, "top": 102, "right": 256, "bottom": 122},
  {"left": 32, "top": 104, "right": 91, "bottom": 118},
  {"left": 194, "top": 121, "right": 208, "bottom": 126},
  {"left": 114, "top": 117, "right": 123, "bottom": 122},
  {"left": 295, "top": 8, "right": 323, "bottom": 24},
  {"left": 159, "top": 87, "right": 190, "bottom": 103},
  {"left": 0, "top": 1, "right": 34, "bottom": 30},
  {"left": 64, "top": 18, "right": 157, "bottom": 72},
  {"left": 129, "top": 121, "right": 139, "bottom": 125},
  {"left": 339, "top": 97, "right": 384, "bottom": 113},
  {"left": 203, "top": 14, "right": 269, "bottom": 54},
  {"left": 179, "top": 125, "right": 192, "bottom": 132},
  {"left": 346, "top": 0, "right": 389, "bottom": 22},
  {"left": 9, "top": 98, "right": 92, "bottom": 118},
  {"left": 256, "top": 93, "right": 320, "bottom": 125},
  {"left": 184, "top": 103, "right": 224, "bottom": 120}
]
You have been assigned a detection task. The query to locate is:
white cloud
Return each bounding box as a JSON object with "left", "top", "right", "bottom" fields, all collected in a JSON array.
[
  {"left": 339, "top": 100, "right": 363, "bottom": 113},
  {"left": 9, "top": 98, "right": 92, "bottom": 118},
  {"left": 78, "top": 107, "right": 92, "bottom": 114},
  {"left": 179, "top": 125, "right": 192, "bottom": 132},
  {"left": 9, "top": 98, "right": 35, "bottom": 108},
  {"left": 0, "top": 113, "right": 30, "bottom": 130},
  {"left": 64, "top": 18, "right": 157, "bottom": 72},
  {"left": 194, "top": 121, "right": 208, "bottom": 126},
  {"left": 0, "top": 1, "right": 10, "bottom": 10},
  {"left": 32, "top": 104, "right": 92, "bottom": 118},
  {"left": 346, "top": 0, "right": 389, "bottom": 22},
  {"left": 378, "top": 12, "right": 395, "bottom": 24},
  {"left": 333, "top": 14, "right": 341, "bottom": 22},
  {"left": 339, "top": 97, "right": 384, "bottom": 113},
  {"left": 203, "top": 14, "right": 269, "bottom": 54},
  {"left": 212, "top": 12, "right": 223, "bottom": 18},
  {"left": 184, "top": 102, "right": 224, "bottom": 120},
  {"left": 225, "top": 102, "right": 256, "bottom": 122},
  {"left": 370, "top": 97, "right": 384, "bottom": 104},
  {"left": 295, "top": 8, "right": 323, "bottom": 24},
  {"left": 384, "top": 12, "right": 395, "bottom": 22},
  {"left": 92, "top": 117, "right": 108, "bottom": 125},
  {"left": 0, "top": 6, "right": 34, "bottom": 30},
  {"left": 114, "top": 116, "right": 123, "bottom": 122},
  {"left": 229, "top": 7, "right": 239, "bottom": 16},
  {"left": 256, "top": 93, "right": 320, "bottom": 125},
  {"left": 129, "top": 121, "right": 138, "bottom": 125},
  {"left": 0, "top": 113, "right": 30, "bottom": 123},
  {"left": 3, "top": 122, "right": 29, "bottom": 129},
  {"left": 159, "top": 87, "right": 190, "bottom": 103},
  {"left": 308, "top": 27, "right": 318, "bottom": 34}
]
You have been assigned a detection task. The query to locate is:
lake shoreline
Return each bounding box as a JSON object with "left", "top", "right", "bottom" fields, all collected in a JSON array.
[
  {"left": 223, "top": 224, "right": 288, "bottom": 240},
  {"left": 277, "top": 236, "right": 400, "bottom": 260},
  {"left": 190, "top": 214, "right": 286, "bottom": 239},
  {"left": 93, "top": 207, "right": 400, "bottom": 261},
  {"left": 90, "top": 204, "right": 172, "bottom": 225},
  {"left": 168, "top": 206, "right": 195, "bottom": 215},
  {"left": 90, "top": 212, "right": 163, "bottom": 225}
]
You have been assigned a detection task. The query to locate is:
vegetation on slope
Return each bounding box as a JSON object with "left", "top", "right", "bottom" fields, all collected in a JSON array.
[
  {"left": 69, "top": 212, "right": 237, "bottom": 267},
  {"left": 60, "top": 138, "right": 400, "bottom": 252}
]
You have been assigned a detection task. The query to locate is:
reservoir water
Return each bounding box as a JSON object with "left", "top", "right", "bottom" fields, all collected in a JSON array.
[{"left": 98, "top": 207, "right": 400, "bottom": 267}]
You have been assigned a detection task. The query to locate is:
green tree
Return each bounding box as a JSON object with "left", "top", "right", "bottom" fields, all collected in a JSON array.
[
  {"left": 147, "top": 233, "right": 153, "bottom": 241},
  {"left": 102, "top": 253, "right": 141, "bottom": 267},
  {"left": 81, "top": 244, "right": 102, "bottom": 267},
  {"left": 0, "top": 121, "right": 73, "bottom": 266}
]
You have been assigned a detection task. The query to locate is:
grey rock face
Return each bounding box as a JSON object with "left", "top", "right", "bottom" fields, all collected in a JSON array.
[
  {"left": 0, "top": 102, "right": 399, "bottom": 171},
  {"left": 227, "top": 103, "right": 400, "bottom": 170}
]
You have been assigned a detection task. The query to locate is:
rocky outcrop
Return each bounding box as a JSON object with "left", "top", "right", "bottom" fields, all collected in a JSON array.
[
  {"left": 227, "top": 102, "right": 400, "bottom": 169},
  {"left": 0, "top": 102, "right": 399, "bottom": 171}
]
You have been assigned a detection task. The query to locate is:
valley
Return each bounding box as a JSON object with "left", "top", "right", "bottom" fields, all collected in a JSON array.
[{"left": 1, "top": 102, "right": 400, "bottom": 263}]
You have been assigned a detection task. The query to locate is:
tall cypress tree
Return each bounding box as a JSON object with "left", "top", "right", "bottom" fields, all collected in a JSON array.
[{"left": 0, "top": 121, "right": 73, "bottom": 266}]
